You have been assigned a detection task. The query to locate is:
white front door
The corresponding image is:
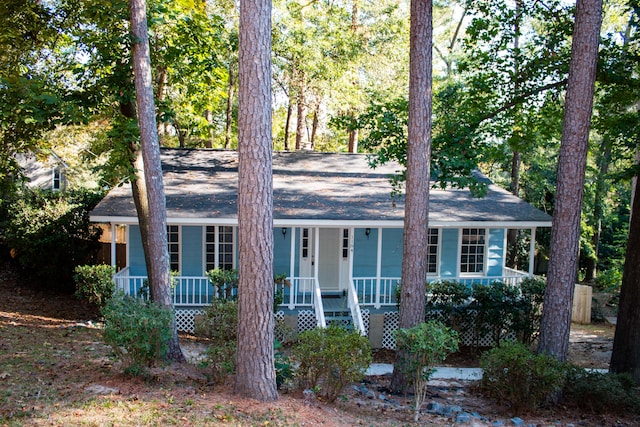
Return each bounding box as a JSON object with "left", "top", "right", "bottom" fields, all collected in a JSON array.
[
  {"left": 318, "top": 229, "right": 340, "bottom": 291},
  {"left": 300, "top": 228, "right": 350, "bottom": 292}
]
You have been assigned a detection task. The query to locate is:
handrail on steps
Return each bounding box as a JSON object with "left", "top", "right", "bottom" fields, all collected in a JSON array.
[
  {"left": 312, "top": 278, "right": 326, "bottom": 328},
  {"left": 347, "top": 279, "right": 366, "bottom": 335}
]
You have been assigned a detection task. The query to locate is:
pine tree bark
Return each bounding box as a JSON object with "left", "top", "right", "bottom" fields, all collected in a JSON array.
[
  {"left": 129, "top": 0, "right": 184, "bottom": 362},
  {"left": 390, "top": 0, "right": 433, "bottom": 393},
  {"left": 537, "top": 0, "right": 602, "bottom": 360},
  {"left": 235, "top": 0, "right": 278, "bottom": 401},
  {"left": 610, "top": 174, "right": 640, "bottom": 383}
]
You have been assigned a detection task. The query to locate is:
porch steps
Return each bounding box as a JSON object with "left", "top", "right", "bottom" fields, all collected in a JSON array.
[
  {"left": 324, "top": 310, "right": 354, "bottom": 330},
  {"left": 322, "top": 294, "right": 353, "bottom": 330}
]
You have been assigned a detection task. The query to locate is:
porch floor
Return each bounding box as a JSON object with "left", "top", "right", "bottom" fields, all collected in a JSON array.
[{"left": 321, "top": 295, "right": 347, "bottom": 312}]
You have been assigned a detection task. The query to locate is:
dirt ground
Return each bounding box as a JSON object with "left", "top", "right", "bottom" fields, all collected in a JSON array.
[{"left": 0, "top": 265, "right": 637, "bottom": 426}]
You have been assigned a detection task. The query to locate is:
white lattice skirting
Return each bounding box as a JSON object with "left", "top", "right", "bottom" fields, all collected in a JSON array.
[
  {"left": 175, "top": 308, "right": 206, "bottom": 334},
  {"left": 297, "top": 310, "right": 317, "bottom": 333},
  {"left": 382, "top": 311, "right": 399, "bottom": 350}
]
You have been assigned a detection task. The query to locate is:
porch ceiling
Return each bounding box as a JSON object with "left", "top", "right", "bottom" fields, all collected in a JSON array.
[{"left": 90, "top": 149, "right": 552, "bottom": 226}]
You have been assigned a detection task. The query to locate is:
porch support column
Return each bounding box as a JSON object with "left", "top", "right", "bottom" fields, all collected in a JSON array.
[
  {"left": 313, "top": 227, "right": 320, "bottom": 282},
  {"left": 375, "top": 227, "right": 382, "bottom": 309},
  {"left": 348, "top": 226, "right": 354, "bottom": 285},
  {"left": 288, "top": 227, "right": 296, "bottom": 309},
  {"left": 111, "top": 223, "right": 117, "bottom": 269},
  {"left": 528, "top": 227, "right": 537, "bottom": 277}
]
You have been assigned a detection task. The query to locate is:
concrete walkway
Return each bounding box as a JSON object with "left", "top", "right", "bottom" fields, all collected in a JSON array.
[{"left": 366, "top": 363, "right": 483, "bottom": 380}]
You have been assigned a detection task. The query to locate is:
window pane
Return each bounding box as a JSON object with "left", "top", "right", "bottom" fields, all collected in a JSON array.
[{"left": 460, "top": 228, "right": 485, "bottom": 274}]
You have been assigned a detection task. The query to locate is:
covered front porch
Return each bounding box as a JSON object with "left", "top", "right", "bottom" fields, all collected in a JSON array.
[{"left": 111, "top": 224, "right": 538, "bottom": 334}]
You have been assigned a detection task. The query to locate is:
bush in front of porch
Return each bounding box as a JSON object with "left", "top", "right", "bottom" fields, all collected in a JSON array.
[{"left": 424, "top": 277, "right": 546, "bottom": 349}]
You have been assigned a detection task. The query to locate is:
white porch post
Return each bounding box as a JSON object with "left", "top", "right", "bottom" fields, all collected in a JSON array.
[
  {"left": 375, "top": 227, "right": 382, "bottom": 309},
  {"left": 288, "top": 227, "right": 296, "bottom": 309},
  {"left": 110, "top": 223, "right": 117, "bottom": 269},
  {"left": 313, "top": 227, "right": 320, "bottom": 281},
  {"left": 348, "top": 226, "right": 354, "bottom": 289},
  {"left": 529, "top": 227, "right": 537, "bottom": 277}
]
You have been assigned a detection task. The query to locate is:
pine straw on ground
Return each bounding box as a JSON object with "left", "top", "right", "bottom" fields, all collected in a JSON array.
[{"left": 0, "top": 267, "right": 636, "bottom": 426}]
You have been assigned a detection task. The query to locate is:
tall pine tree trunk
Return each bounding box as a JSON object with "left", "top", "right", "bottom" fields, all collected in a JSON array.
[
  {"left": 390, "top": 0, "right": 433, "bottom": 393},
  {"left": 537, "top": 0, "right": 602, "bottom": 360},
  {"left": 129, "top": 0, "right": 183, "bottom": 362},
  {"left": 610, "top": 176, "right": 640, "bottom": 383},
  {"left": 295, "top": 77, "right": 305, "bottom": 150},
  {"left": 284, "top": 94, "right": 293, "bottom": 151},
  {"left": 235, "top": 0, "right": 278, "bottom": 401}
]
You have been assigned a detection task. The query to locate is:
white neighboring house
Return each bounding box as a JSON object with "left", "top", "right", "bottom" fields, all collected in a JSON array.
[{"left": 16, "top": 151, "right": 68, "bottom": 192}]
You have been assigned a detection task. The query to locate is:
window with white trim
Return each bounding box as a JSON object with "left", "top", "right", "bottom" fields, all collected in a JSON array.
[
  {"left": 205, "top": 226, "right": 235, "bottom": 271},
  {"left": 52, "top": 167, "right": 63, "bottom": 191},
  {"left": 167, "top": 225, "right": 180, "bottom": 271},
  {"left": 342, "top": 229, "right": 349, "bottom": 259},
  {"left": 302, "top": 228, "right": 309, "bottom": 258},
  {"left": 426, "top": 228, "right": 439, "bottom": 274},
  {"left": 460, "top": 228, "right": 486, "bottom": 274}
]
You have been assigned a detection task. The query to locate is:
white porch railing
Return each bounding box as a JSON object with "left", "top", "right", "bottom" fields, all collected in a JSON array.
[
  {"left": 113, "top": 268, "right": 215, "bottom": 307},
  {"left": 346, "top": 279, "right": 365, "bottom": 334},
  {"left": 352, "top": 277, "right": 400, "bottom": 309},
  {"left": 113, "top": 268, "right": 532, "bottom": 315},
  {"left": 312, "top": 278, "right": 326, "bottom": 328},
  {"left": 353, "top": 269, "right": 532, "bottom": 309}
]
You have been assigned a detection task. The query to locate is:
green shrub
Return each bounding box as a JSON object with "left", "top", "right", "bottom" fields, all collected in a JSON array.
[
  {"left": 73, "top": 264, "right": 115, "bottom": 308},
  {"left": 425, "top": 280, "right": 472, "bottom": 327},
  {"left": 564, "top": 368, "right": 640, "bottom": 413},
  {"left": 195, "top": 300, "right": 238, "bottom": 383},
  {"left": 3, "top": 188, "right": 103, "bottom": 291},
  {"left": 471, "top": 281, "right": 520, "bottom": 346},
  {"left": 480, "top": 341, "right": 567, "bottom": 411},
  {"left": 395, "top": 321, "right": 459, "bottom": 421},
  {"left": 512, "top": 277, "right": 545, "bottom": 344},
  {"left": 291, "top": 325, "right": 372, "bottom": 402},
  {"left": 274, "top": 340, "right": 294, "bottom": 390},
  {"left": 206, "top": 268, "right": 239, "bottom": 300},
  {"left": 595, "top": 266, "right": 623, "bottom": 292},
  {"left": 101, "top": 291, "right": 173, "bottom": 375}
]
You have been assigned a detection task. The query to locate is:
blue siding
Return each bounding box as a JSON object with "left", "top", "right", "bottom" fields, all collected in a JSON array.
[
  {"left": 486, "top": 228, "right": 505, "bottom": 276},
  {"left": 129, "top": 225, "right": 146, "bottom": 275},
  {"left": 440, "top": 228, "right": 459, "bottom": 277},
  {"left": 381, "top": 228, "right": 403, "bottom": 277},
  {"left": 274, "top": 227, "right": 292, "bottom": 276},
  {"left": 181, "top": 226, "right": 203, "bottom": 276},
  {"left": 353, "top": 228, "right": 378, "bottom": 276}
]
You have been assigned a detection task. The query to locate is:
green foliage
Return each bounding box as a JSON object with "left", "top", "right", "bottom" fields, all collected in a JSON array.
[
  {"left": 73, "top": 264, "right": 115, "bottom": 308},
  {"left": 513, "top": 277, "right": 546, "bottom": 344},
  {"left": 274, "top": 273, "right": 289, "bottom": 310},
  {"left": 3, "top": 188, "right": 104, "bottom": 291},
  {"left": 425, "top": 280, "right": 472, "bottom": 327},
  {"left": 395, "top": 321, "right": 459, "bottom": 421},
  {"left": 563, "top": 368, "right": 640, "bottom": 414},
  {"left": 470, "top": 281, "right": 521, "bottom": 346},
  {"left": 101, "top": 291, "right": 173, "bottom": 375},
  {"left": 595, "top": 263, "right": 624, "bottom": 292},
  {"left": 424, "top": 280, "right": 545, "bottom": 348},
  {"left": 291, "top": 325, "right": 372, "bottom": 402},
  {"left": 195, "top": 300, "right": 238, "bottom": 383},
  {"left": 480, "top": 341, "right": 567, "bottom": 411},
  {"left": 195, "top": 300, "right": 238, "bottom": 343},
  {"left": 274, "top": 340, "right": 294, "bottom": 390},
  {"left": 206, "top": 268, "right": 238, "bottom": 300}
]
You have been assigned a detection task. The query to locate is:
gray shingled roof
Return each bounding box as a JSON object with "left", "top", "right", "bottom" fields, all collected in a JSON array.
[{"left": 90, "top": 148, "right": 552, "bottom": 226}]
